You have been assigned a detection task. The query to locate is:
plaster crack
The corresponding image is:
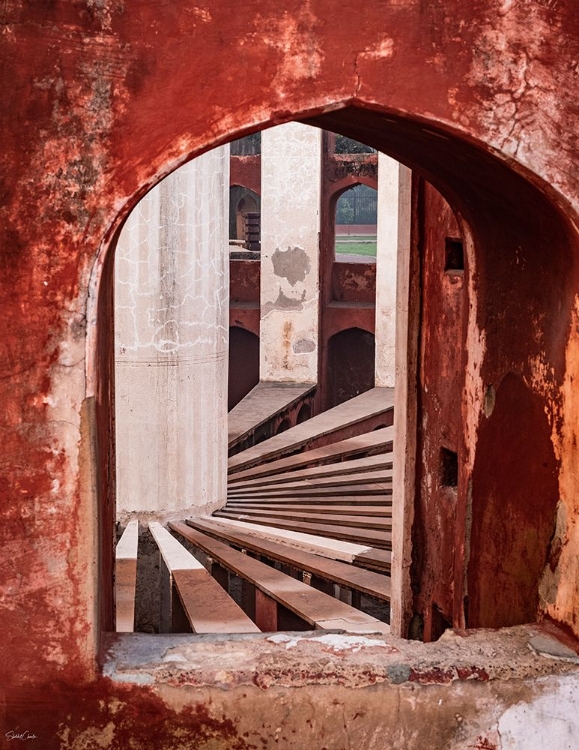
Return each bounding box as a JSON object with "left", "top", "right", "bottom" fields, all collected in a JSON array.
[
  {"left": 496, "top": 720, "right": 503, "bottom": 749},
  {"left": 498, "top": 51, "right": 533, "bottom": 155},
  {"left": 341, "top": 705, "right": 353, "bottom": 750},
  {"left": 353, "top": 52, "right": 362, "bottom": 97}
]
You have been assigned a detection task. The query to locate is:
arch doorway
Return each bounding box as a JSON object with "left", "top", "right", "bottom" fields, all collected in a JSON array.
[
  {"left": 326, "top": 327, "right": 375, "bottom": 409},
  {"left": 93, "top": 105, "right": 578, "bottom": 641},
  {"left": 229, "top": 186, "right": 260, "bottom": 243}
]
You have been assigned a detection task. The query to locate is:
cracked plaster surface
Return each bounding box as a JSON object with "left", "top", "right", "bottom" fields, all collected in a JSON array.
[
  {"left": 114, "top": 148, "right": 229, "bottom": 514},
  {"left": 260, "top": 123, "right": 321, "bottom": 383}
]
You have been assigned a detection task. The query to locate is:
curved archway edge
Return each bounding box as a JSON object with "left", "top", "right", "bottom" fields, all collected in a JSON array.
[
  {"left": 4, "top": 4, "right": 579, "bottom": 741},
  {"left": 91, "top": 92, "right": 579, "bottom": 641}
]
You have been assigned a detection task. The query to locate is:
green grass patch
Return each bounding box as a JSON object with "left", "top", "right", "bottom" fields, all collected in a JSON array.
[
  {"left": 336, "top": 235, "right": 376, "bottom": 243},
  {"left": 335, "top": 241, "right": 377, "bottom": 257}
]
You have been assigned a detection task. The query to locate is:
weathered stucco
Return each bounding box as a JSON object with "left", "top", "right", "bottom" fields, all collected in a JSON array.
[
  {"left": 375, "top": 154, "right": 405, "bottom": 389},
  {"left": 412, "top": 180, "right": 466, "bottom": 639},
  {"left": 6, "top": 624, "right": 579, "bottom": 748},
  {"left": 260, "top": 124, "right": 321, "bottom": 383},
  {"left": 3, "top": 0, "right": 579, "bottom": 744},
  {"left": 115, "top": 149, "right": 229, "bottom": 518}
]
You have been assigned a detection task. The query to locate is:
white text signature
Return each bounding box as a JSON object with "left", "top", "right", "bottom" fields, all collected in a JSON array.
[{"left": 5, "top": 730, "right": 38, "bottom": 741}]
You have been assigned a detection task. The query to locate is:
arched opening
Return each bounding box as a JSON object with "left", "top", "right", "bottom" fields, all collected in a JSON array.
[
  {"left": 326, "top": 327, "right": 376, "bottom": 409},
  {"left": 237, "top": 193, "right": 258, "bottom": 244},
  {"left": 9, "top": 5, "right": 579, "bottom": 740},
  {"left": 228, "top": 327, "right": 260, "bottom": 411},
  {"left": 275, "top": 418, "right": 291, "bottom": 434},
  {"left": 229, "top": 185, "right": 261, "bottom": 244},
  {"left": 94, "top": 104, "right": 578, "bottom": 642},
  {"left": 334, "top": 184, "right": 378, "bottom": 261}
]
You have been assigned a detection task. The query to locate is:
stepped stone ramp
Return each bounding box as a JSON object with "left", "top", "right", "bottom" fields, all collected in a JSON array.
[
  {"left": 228, "top": 453, "right": 392, "bottom": 490},
  {"left": 226, "top": 468, "right": 392, "bottom": 498},
  {"left": 228, "top": 387, "right": 394, "bottom": 474},
  {"left": 228, "top": 382, "right": 315, "bottom": 453},
  {"left": 228, "top": 426, "right": 394, "bottom": 483},
  {"left": 161, "top": 391, "right": 398, "bottom": 633}
]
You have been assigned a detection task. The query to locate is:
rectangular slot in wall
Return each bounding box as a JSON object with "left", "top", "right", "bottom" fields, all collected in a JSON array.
[
  {"left": 440, "top": 447, "right": 458, "bottom": 488},
  {"left": 444, "top": 237, "right": 464, "bottom": 272}
]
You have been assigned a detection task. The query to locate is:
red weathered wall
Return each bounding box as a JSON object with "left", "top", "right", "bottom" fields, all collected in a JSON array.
[
  {"left": 412, "top": 179, "right": 467, "bottom": 640},
  {"left": 229, "top": 258, "right": 260, "bottom": 337},
  {"left": 230, "top": 155, "right": 261, "bottom": 195},
  {"left": 3, "top": 0, "right": 579, "bottom": 743},
  {"left": 331, "top": 261, "right": 376, "bottom": 304},
  {"left": 469, "top": 372, "right": 559, "bottom": 628}
]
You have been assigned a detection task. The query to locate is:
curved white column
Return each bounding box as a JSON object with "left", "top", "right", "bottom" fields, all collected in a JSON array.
[
  {"left": 375, "top": 152, "right": 403, "bottom": 388},
  {"left": 115, "top": 147, "right": 229, "bottom": 517}
]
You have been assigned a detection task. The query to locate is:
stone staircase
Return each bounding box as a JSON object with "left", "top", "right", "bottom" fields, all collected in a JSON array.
[{"left": 116, "top": 388, "right": 394, "bottom": 634}]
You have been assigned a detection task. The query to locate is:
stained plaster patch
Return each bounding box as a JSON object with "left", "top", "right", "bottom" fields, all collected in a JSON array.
[
  {"left": 267, "top": 632, "right": 393, "bottom": 653},
  {"left": 261, "top": 288, "right": 307, "bottom": 317},
  {"left": 497, "top": 674, "right": 579, "bottom": 749},
  {"left": 271, "top": 246, "right": 311, "bottom": 286},
  {"left": 293, "top": 338, "right": 315, "bottom": 353}
]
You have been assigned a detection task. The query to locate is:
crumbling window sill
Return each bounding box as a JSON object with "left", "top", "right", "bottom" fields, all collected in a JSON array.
[{"left": 102, "top": 623, "right": 579, "bottom": 691}]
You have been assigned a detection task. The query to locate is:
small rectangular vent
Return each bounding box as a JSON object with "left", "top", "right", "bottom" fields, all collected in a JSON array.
[
  {"left": 445, "top": 237, "right": 464, "bottom": 272},
  {"left": 440, "top": 447, "right": 458, "bottom": 488}
]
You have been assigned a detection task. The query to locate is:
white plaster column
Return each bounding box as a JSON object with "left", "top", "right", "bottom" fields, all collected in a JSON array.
[
  {"left": 389, "top": 164, "right": 414, "bottom": 637},
  {"left": 114, "top": 147, "right": 229, "bottom": 517},
  {"left": 260, "top": 123, "right": 321, "bottom": 383},
  {"left": 375, "top": 153, "right": 406, "bottom": 387}
]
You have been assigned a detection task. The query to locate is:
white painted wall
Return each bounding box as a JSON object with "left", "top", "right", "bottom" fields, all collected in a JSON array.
[
  {"left": 114, "top": 147, "right": 229, "bottom": 517},
  {"left": 375, "top": 153, "right": 404, "bottom": 388},
  {"left": 260, "top": 123, "right": 321, "bottom": 383},
  {"left": 389, "top": 164, "right": 415, "bottom": 637}
]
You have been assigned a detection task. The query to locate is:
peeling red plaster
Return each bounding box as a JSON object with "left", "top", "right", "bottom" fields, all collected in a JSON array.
[{"left": 3, "top": 0, "right": 579, "bottom": 742}]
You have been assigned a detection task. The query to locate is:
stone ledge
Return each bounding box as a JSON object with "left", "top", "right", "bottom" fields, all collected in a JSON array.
[{"left": 103, "top": 623, "right": 579, "bottom": 691}]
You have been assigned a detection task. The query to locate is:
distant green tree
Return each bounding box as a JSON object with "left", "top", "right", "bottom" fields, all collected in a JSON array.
[{"left": 334, "top": 135, "right": 376, "bottom": 154}]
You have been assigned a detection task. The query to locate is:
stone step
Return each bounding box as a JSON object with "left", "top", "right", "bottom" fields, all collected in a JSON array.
[
  {"left": 228, "top": 387, "right": 394, "bottom": 474},
  {"left": 228, "top": 425, "right": 394, "bottom": 482}
]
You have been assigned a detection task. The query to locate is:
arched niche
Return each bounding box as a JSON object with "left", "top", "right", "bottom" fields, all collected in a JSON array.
[
  {"left": 326, "top": 327, "right": 376, "bottom": 409},
  {"left": 334, "top": 183, "right": 378, "bottom": 261},
  {"left": 229, "top": 185, "right": 261, "bottom": 241},
  {"left": 228, "top": 326, "right": 260, "bottom": 411}
]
